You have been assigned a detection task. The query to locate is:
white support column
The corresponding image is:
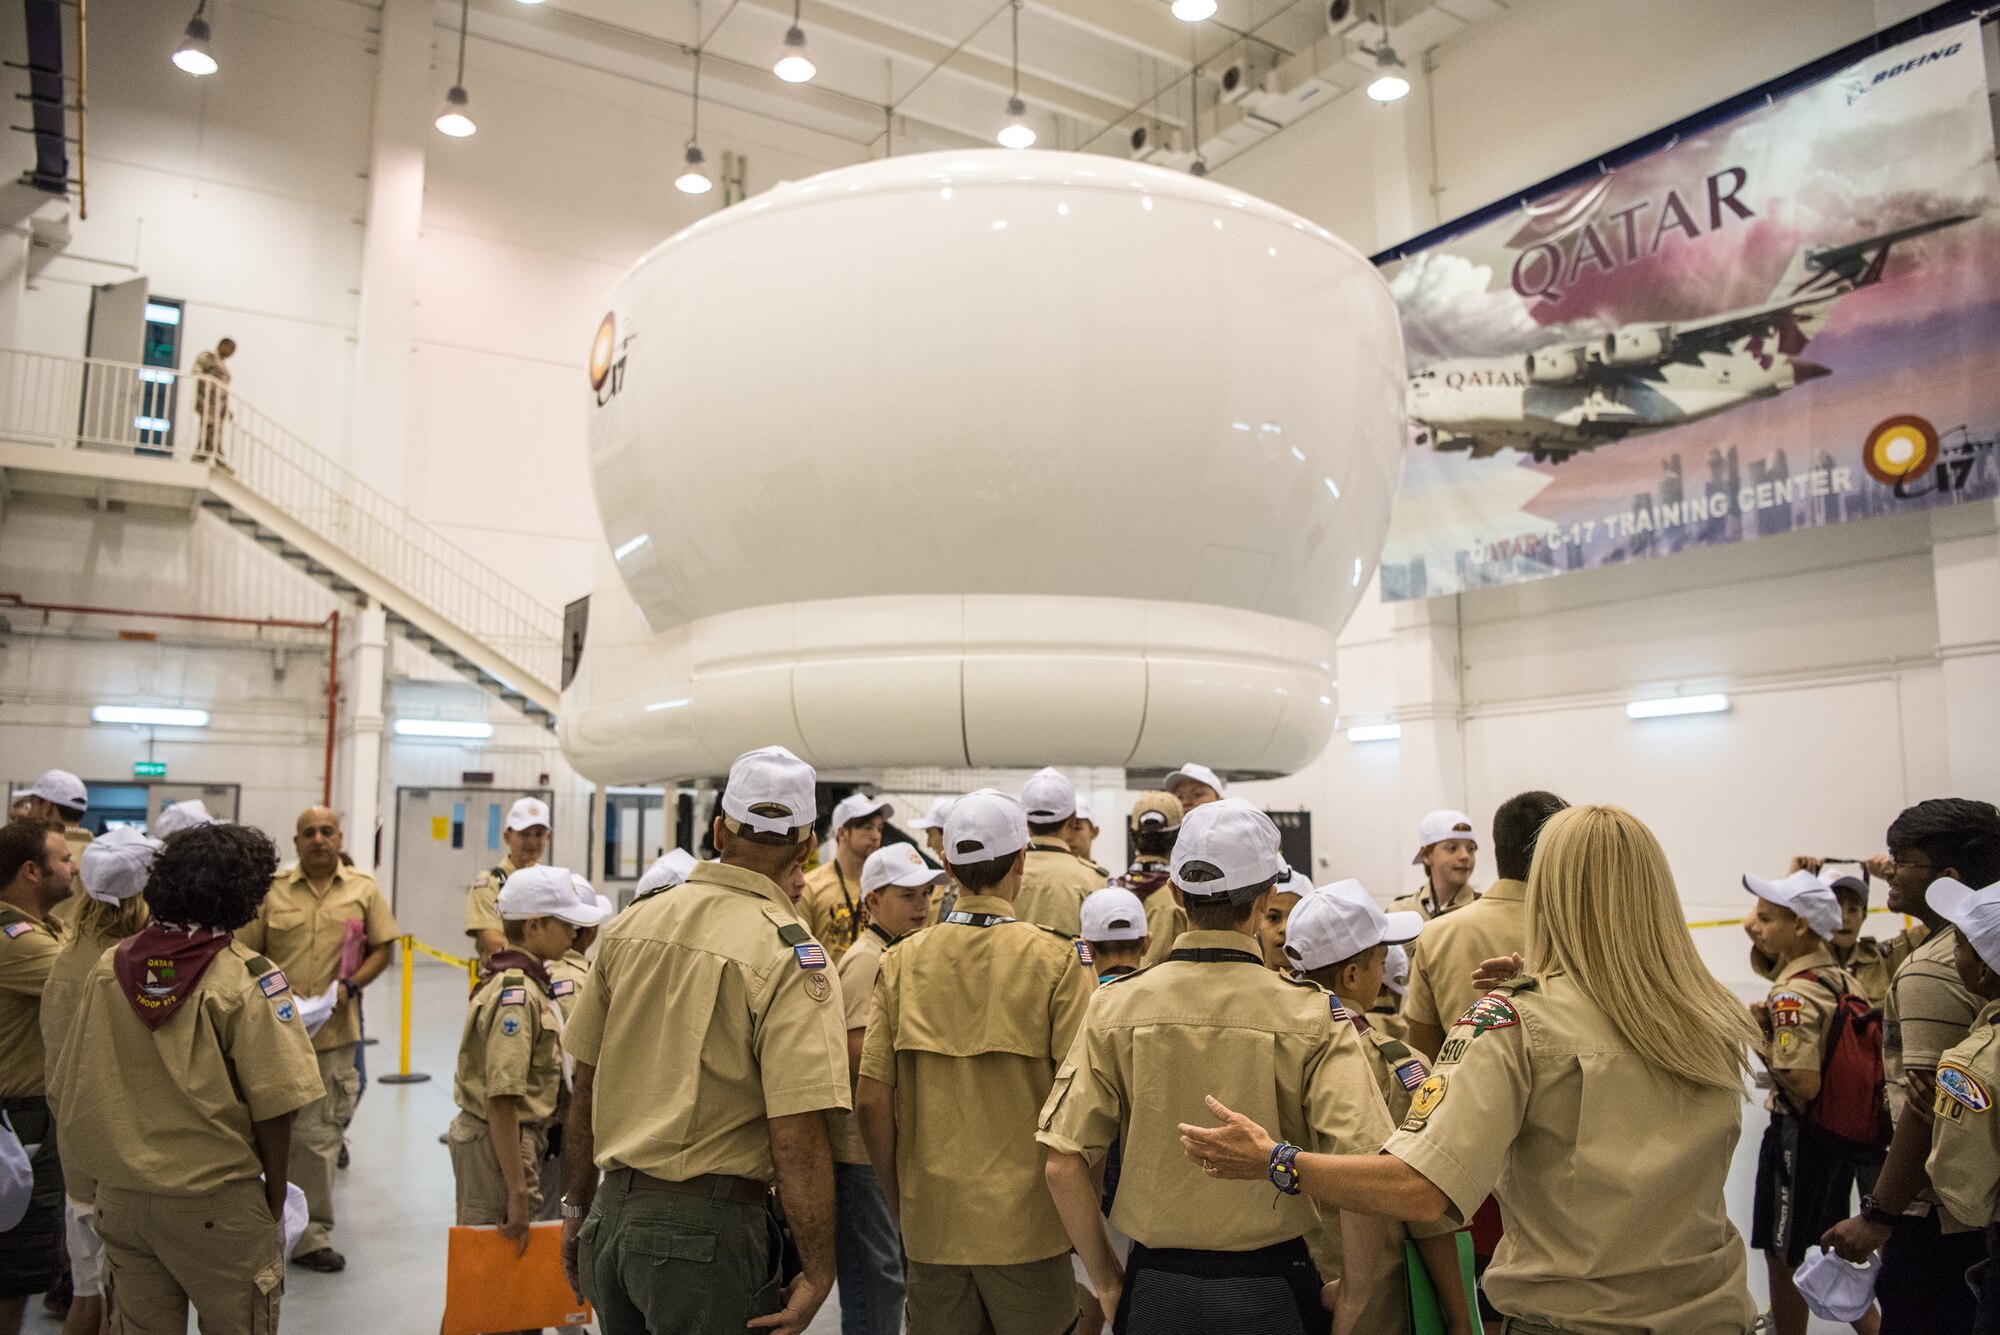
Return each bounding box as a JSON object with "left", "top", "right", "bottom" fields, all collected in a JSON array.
[
  {"left": 1390, "top": 593, "right": 1466, "bottom": 855},
  {"left": 340, "top": 607, "right": 390, "bottom": 871},
  {"left": 346, "top": 0, "right": 432, "bottom": 498},
  {"left": 1932, "top": 501, "right": 2000, "bottom": 799},
  {"left": 589, "top": 783, "right": 609, "bottom": 882}
]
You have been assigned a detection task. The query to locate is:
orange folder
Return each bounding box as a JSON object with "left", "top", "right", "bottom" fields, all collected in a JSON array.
[{"left": 441, "top": 1221, "right": 592, "bottom": 1335}]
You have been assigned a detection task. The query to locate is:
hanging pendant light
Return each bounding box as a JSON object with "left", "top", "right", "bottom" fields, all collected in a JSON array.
[
  {"left": 435, "top": 0, "right": 478, "bottom": 135},
  {"left": 996, "top": 1, "right": 1035, "bottom": 148},
  {"left": 1364, "top": 2, "right": 1410, "bottom": 102},
  {"left": 677, "top": 51, "right": 715, "bottom": 194},
  {"left": 773, "top": 1, "right": 816, "bottom": 83},
  {"left": 172, "top": 2, "right": 218, "bottom": 76},
  {"left": 1170, "top": 0, "right": 1218, "bottom": 21}
]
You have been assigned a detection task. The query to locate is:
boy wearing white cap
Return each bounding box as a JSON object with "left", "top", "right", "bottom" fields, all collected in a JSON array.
[
  {"left": 537, "top": 874, "right": 608, "bottom": 1221},
  {"left": 1038, "top": 800, "right": 1403, "bottom": 1334},
  {"left": 802, "top": 793, "right": 893, "bottom": 965},
  {"left": 1068, "top": 798, "right": 1111, "bottom": 880},
  {"left": 1283, "top": 883, "right": 1470, "bottom": 1335},
  {"left": 1118, "top": 792, "right": 1185, "bottom": 967},
  {"left": 831, "top": 845, "right": 938, "bottom": 1335},
  {"left": 908, "top": 797, "right": 959, "bottom": 925},
  {"left": 449, "top": 866, "right": 608, "bottom": 1254},
  {"left": 466, "top": 796, "right": 552, "bottom": 963},
  {"left": 1017, "top": 769, "right": 1107, "bottom": 939},
  {"left": 1741, "top": 868, "right": 1874, "bottom": 1335},
  {"left": 856, "top": 790, "right": 1094, "bottom": 1335},
  {"left": 1160, "top": 764, "right": 1225, "bottom": 813},
  {"left": 1256, "top": 866, "right": 1313, "bottom": 972},
  {"left": 1080, "top": 888, "right": 1149, "bottom": 984},
  {"left": 1924, "top": 877, "right": 2000, "bottom": 1326},
  {"left": 14, "top": 770, "right": 91, "bottom": 933},
  {"left": 1388, "top": 810, "right": 1479, "bottom": 922},
  {"left": 633, "top": 848, "right": 697, "bottom": 901}
]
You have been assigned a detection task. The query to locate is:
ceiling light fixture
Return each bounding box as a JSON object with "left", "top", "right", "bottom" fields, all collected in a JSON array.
[
  {"left": 173, "top": 2, "right": 218, "bottom": 76},
  {"left": 997, "top": 1, "right": 1036, "bottom": 148},
  {"left": 677, "top": 50, "right": 715, "bottom": 192},
  {"left": 93, "top": 705, "right": 211, "bottom": 728},
  {"left": 1346, "top": 722, "right": 1402, "bottom": 743},
  {"left": 1364, "top": 1, "right": 1410, "bottom": 102},
  {"left": 1187, "top": 34, "right": 1207, "bottom": 176},
  {"left": 393, "top": 719, "right": 495, "bottom": 739},
  {"left": 1171, "top": 0, "right": 1218, "bottom": 21},
  {"left": 435, "top": 0, "right": 478, "bottom": 136},
  {"left": 1625, "top": 693, "right": 1731, "bottom": 720},
  {"left": 773, "top": 1, "right": 816, "bottom": 83}
]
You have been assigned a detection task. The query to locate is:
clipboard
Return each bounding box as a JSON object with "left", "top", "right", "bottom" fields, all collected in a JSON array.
[
  {"left": 441, "top": 1221, "right": 592, "bottom": 1335},
  {"left": 1405, "top": 1233, "right": 1480, "bottom": 1335}
]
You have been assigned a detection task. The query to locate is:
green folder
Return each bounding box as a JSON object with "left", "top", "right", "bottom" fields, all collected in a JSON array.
[{"left": 1405, "top": 1233, "right": 1479, "bottom": 1335}]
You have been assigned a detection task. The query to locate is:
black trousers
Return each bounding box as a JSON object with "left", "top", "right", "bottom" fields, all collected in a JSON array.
[
  {"left": 1114, "top": 1236, "right": 1328, "bottom": 1335},
  {"left": 1974, "top": 1225, "right": 2000, "bottom": 1335},
  {"left": 1879, "top": 1207, "right": 1985, "bottom": 1335}
]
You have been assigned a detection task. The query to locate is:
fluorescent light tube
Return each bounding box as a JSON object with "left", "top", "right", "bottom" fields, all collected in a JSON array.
[
  {"left": 1625, "top": 693, "right": 1730, "bottom": 720},
  {"left": 93, "top": 705, "right": 210, "bottom": 727},
  {"left": 393, "top": 719, "right": 494, "bottom": 739},
  {"left": 1346, "top": 723, "right": 1402, "bottom": 743}
]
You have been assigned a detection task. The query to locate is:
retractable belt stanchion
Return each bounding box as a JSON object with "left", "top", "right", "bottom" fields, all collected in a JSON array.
[{"left": 375, "top": 932, "right": 478, "bottom": 1085}]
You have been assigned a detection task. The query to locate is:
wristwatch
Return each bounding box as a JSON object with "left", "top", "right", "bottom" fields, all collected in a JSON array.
[
  {"left": 1268, "top": 1142, "right": 1303, "bottom": 1196},
  {"left": 560, "top": 1200, "right": 587, "bottom": 1220},
  {"left": 1859, "top": 1195, "right": 1900, "bottom": 1228}
]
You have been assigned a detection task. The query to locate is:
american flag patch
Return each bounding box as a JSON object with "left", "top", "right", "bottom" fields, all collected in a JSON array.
[
  {"left": 258, "top": 970, "right": 290, "bottom": 997},
  {"left": 793, "top": 943, "right": 828, "bottom": 970},
  {"left": 3, "top": 921, "right": 32, "bottom": 939},
  {"left": 1329, "top": 998, "right": 1350, "bottom": 1022},
  {"left": 552, "top": 979, "right": 576, "bottom": 997},
  {"left": 1076, "top": 941, "right": 1094, "bottom": 966},
  {"left": 1395, "top": 1060, "right": 1428, "bottom": 1091},
  {"left": 499, "top": 986, "right": 527, "bottom": 1006}
]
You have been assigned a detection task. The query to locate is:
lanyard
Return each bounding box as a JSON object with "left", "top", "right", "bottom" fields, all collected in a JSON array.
[
  {"left": 1166, "top": 947, "right": 1264, "bottom": 966},
  {"left": 944, "top": 911, "right": 1015, "bottom": 927},
  {"left": 834, "top": 862, "right": 860, "bottom": 927}
]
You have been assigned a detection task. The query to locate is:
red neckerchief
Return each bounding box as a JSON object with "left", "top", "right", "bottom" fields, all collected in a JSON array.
[
  {"left": 113, "top": 922, "right": 234, "bottom": 1030},
  {"left": 1120, "top": 865, "right": 1173, "bottom": 901},
  {"left": 482, "top": 949, "right": 552, "bottom": 994}
]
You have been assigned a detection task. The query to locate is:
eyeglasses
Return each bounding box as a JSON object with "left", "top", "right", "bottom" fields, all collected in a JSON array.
[{"left": 1889, "top": 857, "right": 1935, "bottom": 875}]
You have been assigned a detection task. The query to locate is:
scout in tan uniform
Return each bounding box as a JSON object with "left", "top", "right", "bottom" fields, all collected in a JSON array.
[
  {"left": 234, "top": 806, "right": 397, "bottom": 1272},
  {"left": 1740, "top": 869, "right": 1875, "bottom": 1335},
  {"left": 831, "top": 844, "right": 938, "bottom": 1335},
  {"left": 907, "top": 797, "right": 960, "bottom": 925},
  {"left": 49, "top": 820, "right": 324, "bottom": 1335},
  {"left": 450, "top": 865, "right": 606, "bottom": 1260},
  {"left": 1182, "top": 805, "right": 1764, "bottom": 1335},
  {"left": 801, "top": 793, "right": 891, "bottom": 964},
  {"left": 1254, "top": 865, "right": 1312, "bottom": 971},
  {"left": 11, "top": 771, "right": 90, "bottom": 934},
  {"left": 1115, "top": 792, "right": 1184, "bottom": 967},
  {"left": 1070, "top": 887, "right": 1151, "bottom": 1335},
  {"left": 535, "top": 874, "right": 611, "bottom": 1221},
  {"left": 1921, "top": 876, "right": 2000, "bottom": 1325},
  {"left": 559, "top": 746, "right": 851, "bottom": 1335},
  {"left": 1282, "top": 881, "right": 1470, "bottom": 1335},
  {"left": 1015, "top": 769, "right": 1107, "bottom": 938},
  {"left": 1386, "top": 809, "right": 1479, "bottom": 923},
  {"left": 466, "top": 797, "right": 551, "bottom": 962},
  {"left": 1040, "top": 801, "right": 1405, "bottom": 1335},
  {"left": 1745, "top": 860, "right": 1928, "bottom": 1007},
  {"left": 1068, "top": 797, "right": 1112, "bottom": 880},
  {"left": 1402, "top": 792, "right": 1566, "bottom": 1059},
  {"left": 1160, "top": 763, "right": 1224, "bottom": 813},
  {"left": 857, "top": 789, "right": 1093, "bottom": 1335},
  {"left": 42, "top": 828, "right": 155, "bottom": 1334},
  {"left": 1823, "top": 799, "right": 2000, "bottom": 1335},
  {"left": 0, "top": 820, "right": 77, "bottom": 1328}
]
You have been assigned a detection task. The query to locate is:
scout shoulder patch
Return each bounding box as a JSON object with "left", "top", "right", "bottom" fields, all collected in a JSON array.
[
  {"left": 1436, "top": 1035, "right": 1471, "bottom": 1067},
  {"left": 1769, "top": 991, "right": 1807, "bottom": 1029},
  {"left": 1402, "top": 1073, "right": 1448, "bottom": 1130},
  {"left": 1938, "top": 1063, "right": 1993, "bottom": 1114},
  {"left": 2, "top": 921, "right": 32, "bottom": 940},
  {"left": 772, "top": 918, "right": 812, "bottom": 948},
  {"left": 500, "top": 1012, "right": 523, "bottom": 1036},
  {"left": 258, "top": 969, "right": 290, "bottom": 998},
  {"left": 793, "top": 942, "right": 829, "bottom": 970},
  {"left": 499, "top": 986, "right": 528, "bottom": 1006},
  {"left": 552, "top": 978, "right": 576, "bottom": 998},
  {"left": 1774, "top": 1029, "right": 1801, "bottom": 1059},
  {"left": 1076, "top": 940, "right": 1094, "bottom": 967},
  {"left": 275, "top": 1000, "right": 296, "bottom": 1023},
  {"left": 1490, "top": 974, "right": 1538, "bottom": 995},
  {"left": 245, "top": 954, "right": 275, "bottom": 976},
  {"left": 1328, "top": 995, "right": 1350, "bottom": 1023},
  {"left": 1455, "top": 994, "right": 1520, "bottom": 1035},
  {"left": 803, "top": 971, "right": 832, "bottom": 1002}
]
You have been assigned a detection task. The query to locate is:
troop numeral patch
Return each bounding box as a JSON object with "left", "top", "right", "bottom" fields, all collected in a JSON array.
[{"left": 1770, "top": 993, "right": 1806, "bottom": 1029}]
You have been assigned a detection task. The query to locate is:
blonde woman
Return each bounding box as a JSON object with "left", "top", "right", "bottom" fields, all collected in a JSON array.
[{"left": 1179, "top": 805, "right": 1762, "bottom": 1335}]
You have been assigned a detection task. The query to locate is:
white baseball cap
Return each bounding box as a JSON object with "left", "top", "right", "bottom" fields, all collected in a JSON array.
[
  {"left": 1930, "top": 877, "right": 2000, "bottom": 975},
  {"left": 498, "top": 865, "right": 611, "bottom": 926},
  {"left": 1742, "top": 868, "right": 1844, "bottom": 941},
  {"left": 13, "top": 770, "right": 86, "bottom": 810},
  {"left": 636, "top": 848, "right": 698, "bottom": 895},
  {"left": 831, "top": 792, "right": 893, "bottom": 830},
  {"left": 943, "top": 789, "right": 1029, "bottom": 864},
  {"left": 1412, "top": 809, "right": 1476, "bottom": 863},
  {"left": 721, "top": 746, "right": 817, "bottom": 840},
  {"left": 862, "top": 843, "right": 946, "bottom": 894},
  {"left": 1171, "top": 799, "right": 1287, "bottom": 903},
  {"left": 1793, "top": 1247, "right": 1883, "bottom": 1324},
  {"left": 1383, "top": 943, "right": 1412, "bottom": 996},
  {"left": 506, "top": 797, "right": 552, "bottom": 832},
  {"left": 1284, "top": 880, "right": 1422, "bottom": 970},
  {"left": 1162, "top": 763, "right": 1226, "bottom": 798},
  {"left": 1021, "top": 768, "right": 1077, "bottom": 823},
  {"left": 80, "top": 827, "right": 160, "bottom": 904},
  {"left": 153, "top": 799, "right": 216, "bottom": 837},
  {"left": 1080, "top": 887, "right": 1148, "bottom": 942},
  {"left": 908, "top": 796, "right": 957, "bottom": 832},
  {"left": 1075, "top": 796, "right": 1098, "bottom": 828},
  {"left": 1275, "top": 865, "right": 1313, "bottom": 895}
]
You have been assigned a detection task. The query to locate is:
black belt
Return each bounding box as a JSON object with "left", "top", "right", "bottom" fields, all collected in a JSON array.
[
  {"left": 617, "top": 1167, "right": 769, "bottom": 1206},
  {"left": 1166, "top": 947, "right": 1264, "bottom": 966}
]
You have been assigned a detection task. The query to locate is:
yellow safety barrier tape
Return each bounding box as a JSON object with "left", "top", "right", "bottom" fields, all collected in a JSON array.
[
  {"left": 405, "top": 934, "right": 476, "bottom": 970},
  {"left": 1685, "top": 906, "right": 1906, "bottom": 931}
]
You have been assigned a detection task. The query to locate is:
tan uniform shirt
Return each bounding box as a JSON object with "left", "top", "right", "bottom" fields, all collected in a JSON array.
[
  {"left": 832, "top": 925, "right": 892, "bottom": 1166},
  {"left": 1762, "top": 946, "right": 1852, "bottom": 1110},
  {"left": 548, "top": 950, "right": 590, "bottom": 1022},
  {"left": 800, "top": 860, "right": 865, "bottom": 963},
  {"left": 1385, "top": 880, "right": 1477, "bottom": 923},
  {"left": 1015, "top": 837, "right": 1106, "bottom": 938},
  {"left": 46, "top": 827, "right": 92, "bottom": 933},
  {"left": 454, "top": 967, "right": 562, "bottom": 1127},
  {"left": 1403, "top": 879, "right": 1526, "bottom": 1034},
  {"left": 1036, "top": 930, "right": 1394, "bottom": 1252},
  {"left": 1885, "top": 922, "right": 1982, "bottom": 1229},
  {"left": 42, "top": 902, "right": 148, "bottom": 1088},
  {"left": 861, "top": 894, "right": 1093, "bottom": 1265},
  {"left": 1383, "top": 974, "right": 1756, "bottom": 1335},
  {"left": 50, "top": 940, "right": 324, "bottom": 1195},
  {"left": 1846, "top": 925, "right": 1927, "bottom": 1011},
  {"left": 564, "top": 860, "right": 850, "bottom": 1184},
  {"left": 0, "top": 903, "right": 62, "bottom": 1098},
  {"left": 237, "top": 863, "right": 397, "bottom": 1052},
  {"left": 1929, "top": 998, "right": 2000, "bottom": 1227},
  {"left": 1118, "top": 863, "right": 1184, "bottom": 966},
  {"left": 465, "top": 856, "right": 520, "bottom": 942}
]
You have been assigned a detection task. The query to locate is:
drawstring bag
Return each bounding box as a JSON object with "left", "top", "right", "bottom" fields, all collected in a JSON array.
[{"left": 0, "top": 1111, "right": 33, "bottom": 1231}]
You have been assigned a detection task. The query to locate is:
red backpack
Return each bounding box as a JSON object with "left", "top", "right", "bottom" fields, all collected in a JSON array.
[{"left": 1794, "top": 971, "right": 1891, "bottom": 1164}]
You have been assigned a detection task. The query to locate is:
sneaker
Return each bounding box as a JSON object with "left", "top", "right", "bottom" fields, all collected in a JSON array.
[
  {"left": 292, "top": 1248, "right": 346, "bottom": 1273},
  {"left": 338, "top": 1142, "right": 349, "bottom": 1170}
]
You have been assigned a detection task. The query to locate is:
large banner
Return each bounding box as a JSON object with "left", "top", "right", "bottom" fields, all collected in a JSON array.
[{"left": 1378, "top": 19, "right": 2000, "bottom": 601}]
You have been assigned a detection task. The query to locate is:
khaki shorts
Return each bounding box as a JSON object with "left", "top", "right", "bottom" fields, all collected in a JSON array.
[
  {"left": 906, "top": 1254, "right": 1078, "bottom": 1335},
  {"left": 446, "top": 1110, "right": 548, "bottom": 1226},
  {"left": 66, "top": 1200, "right": 106, "bottom": 1299}
]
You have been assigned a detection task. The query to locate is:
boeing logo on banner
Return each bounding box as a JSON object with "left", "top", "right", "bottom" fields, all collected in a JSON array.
[{"left": 1845, "top": 40, "right": 1962, "bottom": 104}]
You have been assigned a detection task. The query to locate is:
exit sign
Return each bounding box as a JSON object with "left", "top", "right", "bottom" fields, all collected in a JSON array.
[{"left": 133, "top": 761, "right": 167, "bottom": 778}]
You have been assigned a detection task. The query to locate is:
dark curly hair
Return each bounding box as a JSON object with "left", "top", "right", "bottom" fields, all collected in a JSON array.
[
  {"left": 1888, "top": 798, "right": 2000, "bottom": 887},
  {"left": 145, "top": 822, "right": 279, "bottom": 930}
]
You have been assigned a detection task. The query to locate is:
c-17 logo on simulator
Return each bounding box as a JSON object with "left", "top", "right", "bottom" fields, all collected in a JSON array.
[
  {"left": 590, "top": 312, "right": 630, "bottom": 406},
  {"left": 1407, "top": 213, "right": 1976, "bottom": 464}
]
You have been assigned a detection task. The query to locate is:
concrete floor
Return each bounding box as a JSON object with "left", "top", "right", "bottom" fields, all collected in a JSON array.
[{"left": 17, "top": 959, "right": 1853, "bottom": 1333}]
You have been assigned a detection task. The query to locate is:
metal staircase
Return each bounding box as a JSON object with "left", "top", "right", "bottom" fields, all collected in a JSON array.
[{"left": 0, "top": 347, "right": 561, "bottom": 727}]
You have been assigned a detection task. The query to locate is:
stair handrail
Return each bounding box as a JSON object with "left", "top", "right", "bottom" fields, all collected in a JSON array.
[{"left": 0, "top": 345, "right": 563, "bottom": 685}]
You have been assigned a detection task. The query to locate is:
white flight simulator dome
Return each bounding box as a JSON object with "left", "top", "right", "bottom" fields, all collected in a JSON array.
[{"left": 561, "top": 149, "right": 1405, "bottom": 781}]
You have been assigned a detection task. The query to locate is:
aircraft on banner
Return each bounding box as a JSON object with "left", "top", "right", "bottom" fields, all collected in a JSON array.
[{"left": 1406, "top": 213, "right": 1975, "bottom": 463}]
